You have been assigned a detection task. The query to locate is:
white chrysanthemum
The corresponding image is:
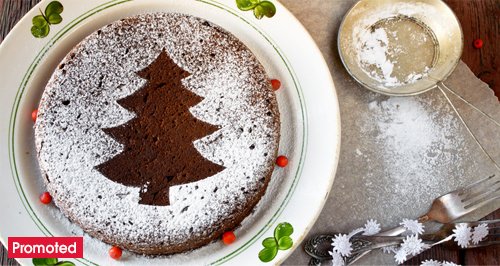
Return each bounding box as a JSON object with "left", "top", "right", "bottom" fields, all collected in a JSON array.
[
  {"left": 441, "top": 261, "right": 459, "bottom": 266},
  {"left": 400, "top": 219, "right": 425, "bottom": 235},
  {"left": 331, "top": 234, "right": 353, "bottom": 256},
  {"left": 401, "top": 234, "right": 425, "bottom": 256},
  {"left": 452, "top": 223, "right": 472, "bottom": 248},
  {"left": 394, "top": 248, "right": 408, "bottom": 264},
  {"left": 471, "top": 223, "right": 488, "bottom": 244},
  {"left": 382, "top": 246, "right": 397, "bottom": 254},
  {"left": 362, "top": 219, "right": 381, "bottom": 236},
  {"left": 329, "top": 250, "right": 345, "bottom": 266},
  {"left": 420, "top": 259, "right": 441, "bottom": 266}
]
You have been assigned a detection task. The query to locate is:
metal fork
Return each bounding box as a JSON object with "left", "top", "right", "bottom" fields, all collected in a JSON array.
[
  {"left": 305, "top": 220, "right": 500, "bottom": 263},
  {"left": 381, "top": 174, "right": 500, "bottom": 235},
  {"left": 346, "top": 174, "right": 500, "bottom": 265},
  {"left": 305, "top": 175, "right": 500, "bottom": 265}
]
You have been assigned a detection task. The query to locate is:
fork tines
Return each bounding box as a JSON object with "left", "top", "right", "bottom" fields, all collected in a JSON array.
[{"left": 457, "top": 175, "right": 500, "bottom": 209}]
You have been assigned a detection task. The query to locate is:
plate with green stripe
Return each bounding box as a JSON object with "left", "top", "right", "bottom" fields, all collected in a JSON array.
[{"left": 0, "top": 0, "right": 340, "bottom": 264}]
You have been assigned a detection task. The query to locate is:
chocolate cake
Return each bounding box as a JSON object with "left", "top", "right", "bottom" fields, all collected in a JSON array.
[{"left": 34, "top": 13, "right": 280, "bottom": 255}]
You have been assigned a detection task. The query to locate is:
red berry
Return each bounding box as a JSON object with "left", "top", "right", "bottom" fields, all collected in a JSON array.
[
  {"left": 109, "top": 246, "right": 122, "bottom": 260},
  {"left": 473, "top": 39, "right": 483, "bottom": 49},
  {"left": 276, "top": 155, "right": 288, "bottom": 167},
  {"left": 39, "top": 192, "right": 52, "bottom": 204},
  {"left": 31, "top": 109, "right": 38, "bottom": 123},
  {"left": 270, "top": 79, "right": 281, "bottom": 90},
  {"left": 222, "top": 231, "right": 236, "bottom": 245}
]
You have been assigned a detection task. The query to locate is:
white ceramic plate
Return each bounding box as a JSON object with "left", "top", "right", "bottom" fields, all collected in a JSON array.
[{"left": 0, "top": 0, "right": 340, "bottom": 265}]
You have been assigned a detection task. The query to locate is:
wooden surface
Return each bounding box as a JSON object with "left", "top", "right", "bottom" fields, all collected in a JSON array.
[
  {"left": 444, "top": 0, "right": 499, "bottom": 98},
  {"left": 0, "top": 0, "right": 498, "bottom": 265}
]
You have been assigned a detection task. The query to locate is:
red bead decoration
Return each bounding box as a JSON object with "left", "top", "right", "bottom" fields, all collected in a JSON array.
[
  {"left": 39, "top": 192, "right": 52, "bottom": 204},
  {"left": 473, "top": 39, "right": 483, "bottom": 49},
  {"left": 270, "top": 79, "right": 281, "bottom": 91},
  {"left": 222, "top": 231, "right": 236, "bottom": 245},
  {"left": 31, "top": 109, "right": 38, "bottom": 123},
  {"left": 109, "top": 246, "right": 122, "bottom": 260},
  {"left": 276, "top": 155, "right": 288, "bottom": 167}
]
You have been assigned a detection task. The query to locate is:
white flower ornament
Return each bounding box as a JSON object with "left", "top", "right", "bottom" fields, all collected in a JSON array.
[
  {"left": 327, "top": 219, "right": 486, "bottom": 266},
  {"left": 441, "top": 261, "right": 459, "bottom": 266},
  {"left": 420, "top": 259, "right": 441, "bottom": 266},
  {"left": 394, "top": 248, "right": 408, "bottom": 264},
  {"left": 400, "top": 218, "right": 425, "bottom": 235},
  {"left": 401, "top": 234, "right": 426, "bottom": 256},
  {"left": 331, "top": 234, "right": 353, "bottom": 256},
  {"left": 328, "top": 250, "right": 345, "bottom": 266},
  {"left": 420, "top": 260, "right": 459, "bottom": 266},
  {"left": 362, "top": 219, "right": 381, "bottom": 236},
  {"left": 471, "top": 223, "right": 488, "bottom": 244},
  {"left": 451, "top": 223, "right": 472, "bottom": 248}
]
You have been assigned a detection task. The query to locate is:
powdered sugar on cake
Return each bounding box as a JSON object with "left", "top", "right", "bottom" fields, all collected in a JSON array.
[{"left": 34, "top": 13, "right": 279, "bottom": 251}]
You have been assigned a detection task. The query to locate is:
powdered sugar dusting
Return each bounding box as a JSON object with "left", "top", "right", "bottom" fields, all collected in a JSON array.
[
  {"left": 352, "top": 2, "right": 438, "bottom": 87},
  {"left": 34, "top": 13, "right": 279, "bottom": 253},
  {"left": 361, "top": 94, "right": 467, "bottom": 201}
]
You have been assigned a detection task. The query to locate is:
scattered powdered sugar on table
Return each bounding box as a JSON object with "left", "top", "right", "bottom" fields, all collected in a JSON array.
[
  {"left": 361, "top": 94, "right": 467, "bottom": 201},
  {"left": 34, "top": 12, "right": 280, "bottom": 254}
]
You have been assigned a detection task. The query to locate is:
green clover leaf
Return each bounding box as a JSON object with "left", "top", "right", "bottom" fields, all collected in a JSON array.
[
  {"left": 32, "top": 258, "right": 58, "bottom": 266},
  {"left": 31, "top": 1, "right": 63, "bottom": 38},
  {"left": 253, "top": 5, "right": 265, "bottom": 19},
  {"left": 253, "top": 1, "right": 276, "bottom": 19},
  {"left": 47, "top": 13, "right": 63, "bottom": 24},
  {"left": 31, "top": 24, "right": 50, "bottom": 38},
  {"left": 236, "top": 0, "right": 276, "bottom": 19},
  {"left": 277, "top": 236, "right": 293, "bottom": 250},
  {"left": 258, "top": 246, "right": 278, "bottom": 262},
  {"left": 32, "top": 15, "right": 48, "bottom": 27},
  {"left": 262, "top": 237, "right": 277, "bottom": 248},
  {"left": 258, "top": 222, "right": 294, "bottom": 262},
  {"left": 45, "top": 1, "right": 64, "bottom": 17},
  {"left": 274, "top": 222, "right": 293, "bottom": 240},
  {"left": 236, "top": 0, "right": 258, "bottom": 11}
]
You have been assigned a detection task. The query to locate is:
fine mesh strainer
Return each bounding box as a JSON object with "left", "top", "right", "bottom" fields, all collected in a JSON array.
[{"left": 338, "top": 0, "right": 463, "bottom": 96}]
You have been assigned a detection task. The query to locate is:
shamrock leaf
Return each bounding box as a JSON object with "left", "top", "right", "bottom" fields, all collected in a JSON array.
[
  {"left": 31, "top": 24, "right": 50, "bottom": 38},
  {"left": 236, "top": 0, "right": 258, "bottom": 11},
  {"left": 274, "top": 222, "right": 293, "bottom": 241},
  {"left": 258, "top": 246, "right": 278, "bottom": 262},
  {"left": 30, "top": 1, "right": 63, "bottom": 38},
  {"left": 277, "top": 236, "right": 293, "bottom": 250},
  {"left": 257, "top": 222, "right": 294, "bottom": 262},
  {"left": 262, "top": 237, "right": 277, "bottom": 248},
  {"left": 32, "top": 15, "right": 48, "bottom": 27},
  {"left": 236, "top": 0, "right": 276, "bottom": 19},
  {"left": 45, "top": 1, "right": 64, "bottom": 18},
  {"left": 32, "top": 258, "right": 58, "bottom": 266},
  {"left": 47, "top": 13, "right": 62, "bottom": 24},
  {"left": 253, "top": 1, "right": 276, "bottom": 19}
]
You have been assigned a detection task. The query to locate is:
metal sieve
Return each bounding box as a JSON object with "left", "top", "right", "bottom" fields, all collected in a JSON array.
[{"left": 338, "top": 0, "right": 463, "bottom": 96}]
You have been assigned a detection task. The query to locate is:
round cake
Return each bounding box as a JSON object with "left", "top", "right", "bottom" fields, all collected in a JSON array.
[{"left": 34, "top": 13, "right": 280, "bottom": 255}]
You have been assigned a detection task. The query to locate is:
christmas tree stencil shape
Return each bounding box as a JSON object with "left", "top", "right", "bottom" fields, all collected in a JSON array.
[{"left": 96, "top": 50, "right": 225, "bottom": 206}]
